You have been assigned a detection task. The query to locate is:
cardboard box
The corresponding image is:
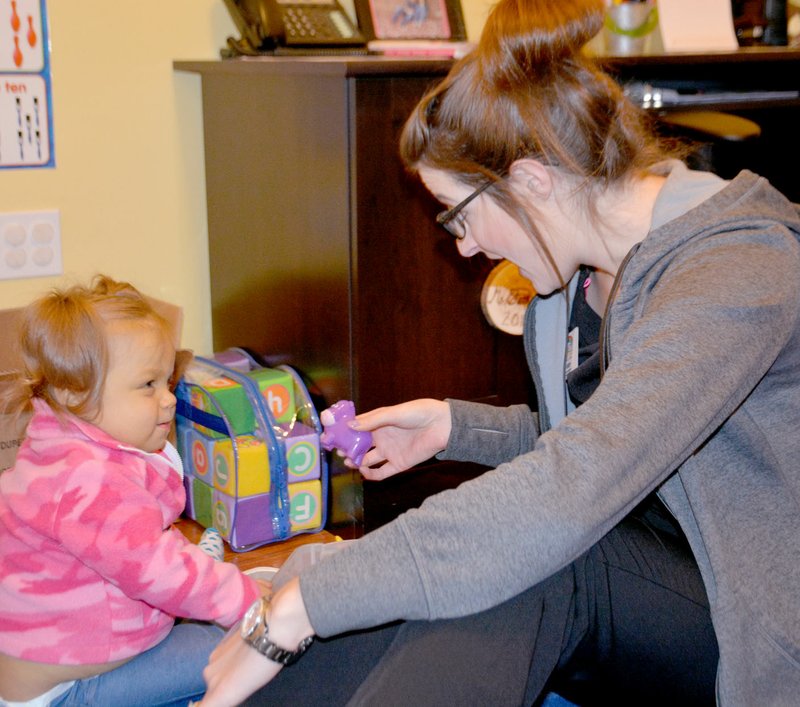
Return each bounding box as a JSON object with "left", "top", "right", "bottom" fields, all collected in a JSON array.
[
  {"left": 0, "top": 307, "right": 26, "bottom": 472},
  {"left": 0, "top": 295, "right": 182, "bottom": 473}
]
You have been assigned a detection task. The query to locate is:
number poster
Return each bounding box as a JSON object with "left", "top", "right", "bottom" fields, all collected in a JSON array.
[{"left": 0, "top": 0, "right": 53, "bottom": 169}]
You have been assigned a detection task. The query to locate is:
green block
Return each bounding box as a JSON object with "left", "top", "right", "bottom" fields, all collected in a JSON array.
[
  {"left": 192, "top": 477, "right": 214, "bottom": 528},
  {"left": 248, "top": 368, "right": 296, "bottom": 424},
  {"left": 188, "top": 374, "right": 254, "bottom": 437}
]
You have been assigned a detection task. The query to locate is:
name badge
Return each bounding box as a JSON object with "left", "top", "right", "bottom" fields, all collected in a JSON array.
[{"left": 565, "top": 327, "right": 579, "bottom": 377}]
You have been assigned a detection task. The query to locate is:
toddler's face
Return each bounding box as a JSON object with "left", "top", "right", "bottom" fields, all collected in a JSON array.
[{"left": 91, "top": 319, "right": 177, "bottom": 453}]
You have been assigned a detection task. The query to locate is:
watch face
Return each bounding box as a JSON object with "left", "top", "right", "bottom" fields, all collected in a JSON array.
[{"left": 241, "top": 599, "right": 262, "bottom": 638}]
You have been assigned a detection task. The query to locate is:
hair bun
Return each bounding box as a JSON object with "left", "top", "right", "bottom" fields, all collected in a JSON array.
[{"left": 479, "top": 0, "right": 604, "bottom": 81}]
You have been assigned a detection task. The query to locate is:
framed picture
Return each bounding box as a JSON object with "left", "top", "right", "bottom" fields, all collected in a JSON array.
[{"left": 355, "top": 0, "right": 466, "bottom": 41}]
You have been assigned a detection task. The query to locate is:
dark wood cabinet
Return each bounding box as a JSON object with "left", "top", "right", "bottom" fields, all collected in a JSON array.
[{"left": 174, "top": 58, "right": 533, "bottom": 535}]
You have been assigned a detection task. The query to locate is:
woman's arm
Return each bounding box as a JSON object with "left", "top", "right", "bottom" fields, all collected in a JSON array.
[
  {"left": 199, "top": 218, "right": 800, "bottom": 704},
  {"left": 353, "top": 398, "right": 539, "bottom": 480},
  {"left": 299, "top": 221, "right": 800, "bottom": 638},
  {"left": 439, "top": 399, "right": 540, "bottom": 467},
  {"left": 198, "top": 577, "right": 313, "bottom": 707}
]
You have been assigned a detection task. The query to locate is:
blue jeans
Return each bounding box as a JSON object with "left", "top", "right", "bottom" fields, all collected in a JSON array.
[{"left": 51, "top": 622, "right": 225, "bottom": 707}]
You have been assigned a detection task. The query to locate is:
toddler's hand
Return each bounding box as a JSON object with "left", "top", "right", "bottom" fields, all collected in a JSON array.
[{"left": 253, "top": 578, "right": 272, "bottom": 597}]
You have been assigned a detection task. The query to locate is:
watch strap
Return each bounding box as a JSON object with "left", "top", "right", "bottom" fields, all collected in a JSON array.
[
  {"left": 247, "top": 630, "right": 314, "bottom": 666},
  {"left": 242, "top": 598, "right": 314, "bottom": 666}
]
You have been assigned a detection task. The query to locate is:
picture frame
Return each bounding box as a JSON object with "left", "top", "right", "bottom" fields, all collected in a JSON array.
[{"left": 355, "top": 0, "right": 466, "bottom": 41}]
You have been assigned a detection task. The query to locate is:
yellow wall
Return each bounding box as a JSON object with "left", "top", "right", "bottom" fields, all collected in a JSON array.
[{"left": 0, "top": 0, "right": 491, "bottom": 354}]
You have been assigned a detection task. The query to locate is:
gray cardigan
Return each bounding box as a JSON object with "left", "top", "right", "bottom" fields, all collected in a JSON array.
[{"left": 301, "top": 164, "right": 800, "bottom": 705}]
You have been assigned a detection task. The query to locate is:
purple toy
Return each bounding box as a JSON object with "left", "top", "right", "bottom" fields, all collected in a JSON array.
[{"left": 320, "top": 400, "right": 373, "bottom": 466}]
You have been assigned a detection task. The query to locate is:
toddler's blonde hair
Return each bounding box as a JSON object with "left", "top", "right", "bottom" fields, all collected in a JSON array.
[{"left": 2, "top": 275, "right": 172, "bottom": 421}]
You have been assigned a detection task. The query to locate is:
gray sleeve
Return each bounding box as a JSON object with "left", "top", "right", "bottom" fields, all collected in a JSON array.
[
  {"left": 437, "top": 399, "right": 540, "bottom": 467},
  {"left": 301, "top": 222, "right": 800, "bottom": 638}
]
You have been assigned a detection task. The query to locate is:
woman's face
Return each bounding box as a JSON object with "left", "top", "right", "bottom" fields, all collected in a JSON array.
[{"left": 419, "top": 165, "right": 570, "bottom": 296}]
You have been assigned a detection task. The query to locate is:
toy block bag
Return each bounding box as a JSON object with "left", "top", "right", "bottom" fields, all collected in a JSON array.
[{"left": 175, "top": 350, "right": 328, "bottom": 552}]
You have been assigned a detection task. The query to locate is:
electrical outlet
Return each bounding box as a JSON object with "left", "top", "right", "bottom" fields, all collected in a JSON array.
[{"left": 0, "top": 209, "right": 62, "bottom": 281}]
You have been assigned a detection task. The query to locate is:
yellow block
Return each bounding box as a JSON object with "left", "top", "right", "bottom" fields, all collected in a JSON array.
[
  {"left": 212, "top": 436, "right": 270, "bottom": 497},
  {"left": 288, "top": 480, "right": 322, "bottom": 531}
]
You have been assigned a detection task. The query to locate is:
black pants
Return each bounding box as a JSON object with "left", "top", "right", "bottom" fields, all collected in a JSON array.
[{"left": 245, "top": 508, "right": 719, "bottom": 707}]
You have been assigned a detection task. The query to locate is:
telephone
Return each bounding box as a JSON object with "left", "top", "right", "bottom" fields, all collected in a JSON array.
[{"left": 222, "top": 0, "right": 366, "bottom": 55}]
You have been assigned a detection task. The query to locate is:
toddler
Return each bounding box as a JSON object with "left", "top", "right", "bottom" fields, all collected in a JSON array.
[{"left": 0, "top": 276, "right": 263, "bottom": 706}]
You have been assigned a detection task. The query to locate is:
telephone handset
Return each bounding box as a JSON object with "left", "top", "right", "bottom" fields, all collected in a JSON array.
[{"left": 223, "top": 0, "right": 366, "bottom": 55}]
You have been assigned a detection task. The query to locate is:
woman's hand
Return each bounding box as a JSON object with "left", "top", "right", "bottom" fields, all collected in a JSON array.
[
  {"left": 198, "top": 577, "right": 313, "bottom": 707},
  {"left": 353, "top": 399, "right": 452, "bottom": 481},
  {"left": 196, "top": 623, "right": 281, "bottom": 707}
]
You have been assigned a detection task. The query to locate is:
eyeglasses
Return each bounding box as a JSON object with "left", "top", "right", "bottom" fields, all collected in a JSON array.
[{"left": 435, "top": 181, "right": 493, "bottom": 240}]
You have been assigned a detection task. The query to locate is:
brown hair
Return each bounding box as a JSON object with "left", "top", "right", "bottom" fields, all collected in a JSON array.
[
  {"left": 1, "top": 275, "right": 172, "bottom": 421},
  {"left": 399, "top": 0, "right": 678, "bottom": 282}
]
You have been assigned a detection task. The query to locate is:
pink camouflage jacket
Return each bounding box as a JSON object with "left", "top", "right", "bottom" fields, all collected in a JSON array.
[{"left": 0, "top": 399, "right": 260, "bottom": 665}]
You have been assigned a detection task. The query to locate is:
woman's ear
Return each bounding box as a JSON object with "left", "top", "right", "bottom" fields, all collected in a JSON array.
[{"left": 509, "top": 158, "right": 553, "bottom": 199}]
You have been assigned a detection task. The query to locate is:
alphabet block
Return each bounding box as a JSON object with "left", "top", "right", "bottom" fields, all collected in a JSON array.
[
  {"left": 248, "top": 368, "right": 295, "bottom": 424},
  {"left": 178, "top": 425, "right": 216, "bottom": 482},
  {"left": 182, "top": 474, "right": 193, "bottom": 517},
  {"left": 186, "top": 372, "right": 254, "bottom": 438},
  {"left": 176, "top": 423, "right": 192, "bottom": 461},
  {"left": 189, "top": 476, "right": 213, "bottom": 529},
  {"left": 212, "top": 435, "right": 270, "bottom": 497},
  {"left": 288, "top": 480, "right": 322, "bottom": 531},
  {"left": 212, "top": 490, "right": 276, "bottom": 547},
  {"left": 280, "top": 422, "right": 321, "bottom": 483}
]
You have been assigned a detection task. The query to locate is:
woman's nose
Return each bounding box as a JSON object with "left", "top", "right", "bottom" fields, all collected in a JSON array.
[{"left": 456, "top": 235, "right": 481, "bottom": 258}]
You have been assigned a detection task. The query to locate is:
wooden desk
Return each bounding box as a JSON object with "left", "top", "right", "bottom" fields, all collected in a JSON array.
[{"left": 175, "top": 517, "right": 339, "bottom": 572}]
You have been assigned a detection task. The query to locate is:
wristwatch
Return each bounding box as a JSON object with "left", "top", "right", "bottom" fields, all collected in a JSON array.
[{"left": 240, "top": 597, "right": 314, "bottom": 666}]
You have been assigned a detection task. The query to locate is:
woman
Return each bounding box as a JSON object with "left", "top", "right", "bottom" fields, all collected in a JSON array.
[{"left": 199, "top": 1, "right": 800, "bottom": 704}]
